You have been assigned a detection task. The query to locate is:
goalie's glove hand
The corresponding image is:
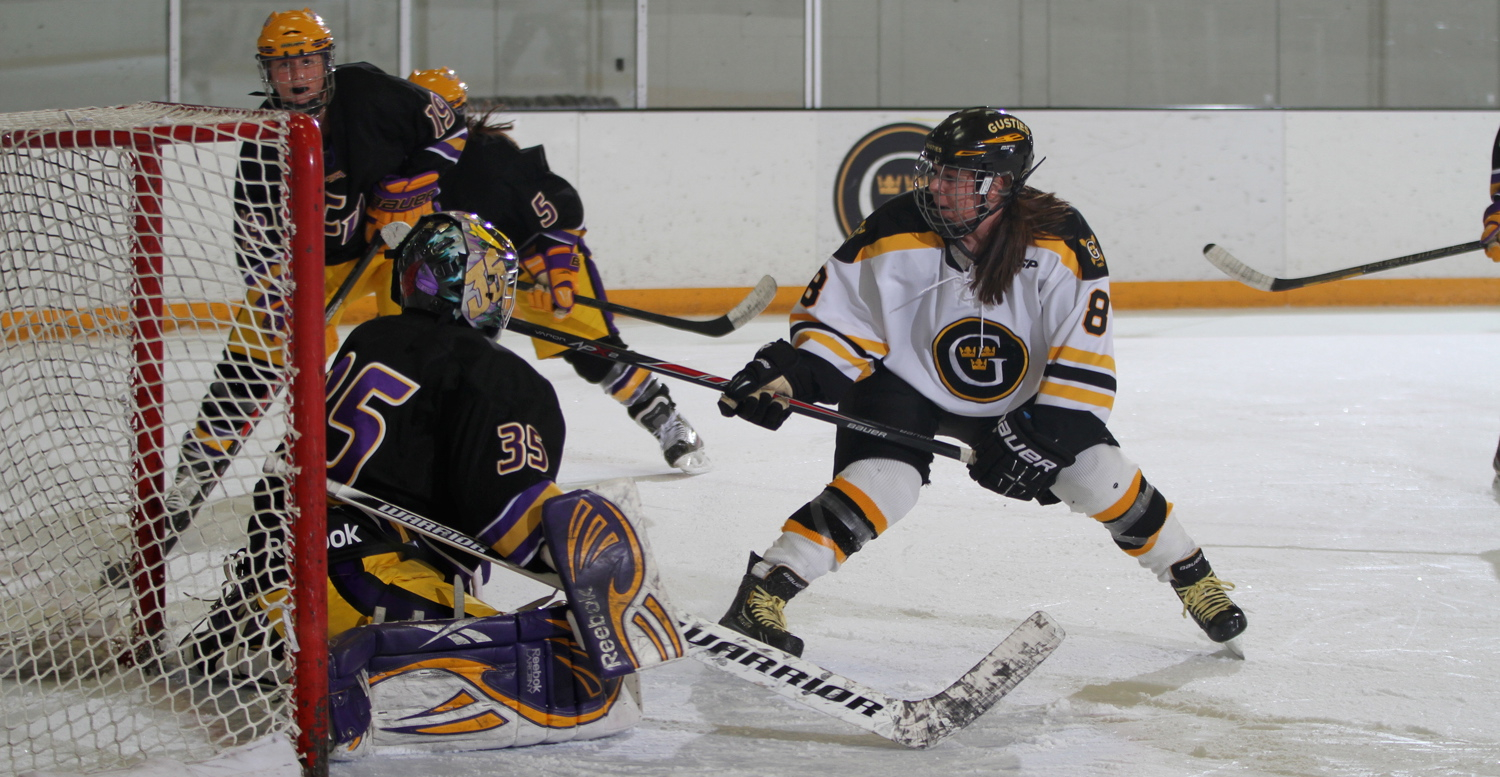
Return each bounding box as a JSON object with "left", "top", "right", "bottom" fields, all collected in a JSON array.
[
  {"left": 968, "top": 408, "right": 1076, "bottom": 502},
  {"left": 1484, "top": 197, "right": 1500, "bottom": 263},
  {"left": 718, "top": 339, "right": 800, "bottom": 430},
  {"left": 521, "top": 236, "right": 582, "bottom": 319},
  {"left": 364, "top": 172, "right": 441, "bottom": 246}
]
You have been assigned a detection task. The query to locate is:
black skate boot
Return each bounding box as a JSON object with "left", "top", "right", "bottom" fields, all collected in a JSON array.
[
  {"left": 179, "top": 550, "right": 286, "bottom": 685},
  {"left": 718, "top": 553, "right": 808, "bottom": 656},
  {"left": 628, "top": 379, "right": 711, "bottom": 474},
  {"left": 1170, "top": 549, "right": 1247, "bottom": 643}
]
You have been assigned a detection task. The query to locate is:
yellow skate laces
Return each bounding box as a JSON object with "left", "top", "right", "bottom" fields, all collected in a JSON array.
[
  {"left": 747, "top": 588, "right": 791, "bottom": 632},
  {"left": 1175, "top": 574, "right": 1237, "bottom": 622}
]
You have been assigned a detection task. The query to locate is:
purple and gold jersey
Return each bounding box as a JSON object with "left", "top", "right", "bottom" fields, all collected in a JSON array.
[
  {"left": 326, "top": 310, "right": 565, "bottom": 564},
  {"left": 438, "top": 130, "right": 585, "bottom": 246},
  {"left": 236, "top": 62, "right": 466, "bottom": 268}
]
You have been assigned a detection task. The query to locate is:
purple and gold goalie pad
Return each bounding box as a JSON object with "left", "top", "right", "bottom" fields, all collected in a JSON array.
[
  {"left": 541, "top": 489, "right": 687, "bottom": 679},
  {"left": 328, "top": 606, "right": 640, "bottom": 759}
]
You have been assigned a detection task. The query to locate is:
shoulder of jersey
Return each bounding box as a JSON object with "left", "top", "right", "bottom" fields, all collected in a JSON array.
[
  {"left": 832, "top": 191, "right": 937, "bottom": 264},
  {"left": 468, "top": 124, "right": 522, "bottom": 151},
  {"left": 336, "top": 62, "right": 430, "bottom": 103},
  {"left": 1036, "top": 204, "right": 1109, "bottom": 281}
]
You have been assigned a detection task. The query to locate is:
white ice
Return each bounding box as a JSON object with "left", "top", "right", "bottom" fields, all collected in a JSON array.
[{"left": 326, "top": 307, "right": 1500, "bottom": 777}]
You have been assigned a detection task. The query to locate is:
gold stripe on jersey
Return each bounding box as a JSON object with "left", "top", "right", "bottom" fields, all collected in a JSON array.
[
  {"left": 1038, "top": 381, "right": 1115, "bottom": 412},
  {"left": 1035, "top": 236, "right": 1082, "bottom": 279},
  {"left": 790, "top": 318, "right": 890, "bottom": 359},
  {"left": 492, "top": 481, "right": 566, "bottom": 558},
  {"left": 851, "top": 231, "right": 945, "bottom": 263},
  {"left": 1049, "top": 345, "right": 1117, "bottom": 373},
  {"left": 793, "top": 328, "right": 878, "bottom": 380},
  {"left": 828, "top": 476, "right": 889, "bottom": 535}
]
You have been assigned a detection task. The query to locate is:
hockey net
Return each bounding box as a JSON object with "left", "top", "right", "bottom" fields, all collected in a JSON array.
[{"left": 0, "top": 103, "right": 326, "bottom": 775}]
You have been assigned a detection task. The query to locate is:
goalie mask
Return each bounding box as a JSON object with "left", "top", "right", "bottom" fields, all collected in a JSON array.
[
  {"left": 256, "top": 9, "right": 336, "bottom": 115},
  {"left": 913, "top": 107, "right": 1036, "bottom": 240},
  {"left": 393, "top": 212, "right": 519, "bottom": 332},
  {"left": 408, "top": 67, "right": 467, "bottom": 110}
]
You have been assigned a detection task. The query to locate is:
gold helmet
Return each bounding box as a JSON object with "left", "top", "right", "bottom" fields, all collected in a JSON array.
[
  {"left": 256, "top": 9, "right": 335, "bottom": 114},
  {"left": 409, "top": 67, "right": 467, "bottom": 109}
]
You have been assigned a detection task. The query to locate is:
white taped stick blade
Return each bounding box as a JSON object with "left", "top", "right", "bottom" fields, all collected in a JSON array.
[
  {"left": 379, "top": 220, "right": 412, "bottom": 249},
  {"left": 1202, "top": 243, "right": 1276, "bottom": 291},
  {"left": 726, "top": 275, "right": 779, "bottom": 329}
]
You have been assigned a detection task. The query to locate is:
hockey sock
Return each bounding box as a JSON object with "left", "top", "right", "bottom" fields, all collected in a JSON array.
[{"left": 762, "top": 457, "right": 922, "bottom": 582}]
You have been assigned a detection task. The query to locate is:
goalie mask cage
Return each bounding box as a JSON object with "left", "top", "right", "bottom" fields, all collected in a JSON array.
[{"left": 0, "top": 103, "right": 327, "bottom": 776}]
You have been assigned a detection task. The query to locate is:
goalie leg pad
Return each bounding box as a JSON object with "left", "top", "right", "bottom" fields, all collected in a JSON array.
[
  {"left": 540, "top": 490, "right": 686, "bottom": 679},
  {"left": 327, "top": 606, "right": 640, "bottom": 759}
]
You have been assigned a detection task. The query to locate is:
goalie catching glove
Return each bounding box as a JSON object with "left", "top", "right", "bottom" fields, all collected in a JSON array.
[{"left": 968, "top": 407, "right": 1077, "bottom": 502}]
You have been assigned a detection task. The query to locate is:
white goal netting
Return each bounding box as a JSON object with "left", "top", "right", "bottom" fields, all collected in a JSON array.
[{"left": 0, "top": 103, "right": 324, "bottom": 776}]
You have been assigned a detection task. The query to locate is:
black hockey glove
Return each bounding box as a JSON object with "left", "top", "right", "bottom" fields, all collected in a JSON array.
[
  {"left": 718, "top": 339, "right": 801, "bottom": 430},
  {"left": 968, "top": 408, "right": 1077, "bottom": 502}
]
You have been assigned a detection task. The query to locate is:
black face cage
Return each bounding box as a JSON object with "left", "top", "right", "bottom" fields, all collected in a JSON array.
[
  {"left": 912, "top": 156, "right": 1014, "bottom": 240},
  {"left": 258, "top": 49, "right": 336, "bottom": 115}
]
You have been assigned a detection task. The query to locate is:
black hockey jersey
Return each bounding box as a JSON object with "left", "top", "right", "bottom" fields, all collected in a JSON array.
[
  {"left": 437, "top": 129, "right": 585, "bottom": 250},
  {"left": 236, "top": 62, "right": 465, "bottom": 267},
  {"left": 326, "top": 310, "right": 566, "bottom": 562},
  {"left": 1490, "top": 124, "right": 1500, "bottom": 202}
]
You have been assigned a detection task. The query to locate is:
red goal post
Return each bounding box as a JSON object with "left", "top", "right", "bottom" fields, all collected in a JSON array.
[{"left": 0, "top": 103, "right": 327, "bottom": 775}]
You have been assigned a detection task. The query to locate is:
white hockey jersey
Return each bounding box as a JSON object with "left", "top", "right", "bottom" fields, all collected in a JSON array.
[{"left": 791, "top": 192, "right": 1117, "bottom": 422}]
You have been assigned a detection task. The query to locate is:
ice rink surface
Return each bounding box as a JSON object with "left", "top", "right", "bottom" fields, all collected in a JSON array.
[{"left": 331, "top": 307, "right": 1500, "bottom": 777}]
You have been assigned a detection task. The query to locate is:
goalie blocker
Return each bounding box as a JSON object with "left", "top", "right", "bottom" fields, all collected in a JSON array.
[{"left": 324, "top": 486, "right": 684, "bottom": 757}]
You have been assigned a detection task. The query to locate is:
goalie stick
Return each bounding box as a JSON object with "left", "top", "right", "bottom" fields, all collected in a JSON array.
[
  {"left": 326, "top": 480, "right": 1065, "bottom": 749},
  {"left": 517, "top": 274, "right": 778, "bottom": 337},
  {"left": 1203, "top": 240, "right": 1484, "bottom": 292},
  {"left": 504, "top": 317, "right": 976, "bottom": 465}
]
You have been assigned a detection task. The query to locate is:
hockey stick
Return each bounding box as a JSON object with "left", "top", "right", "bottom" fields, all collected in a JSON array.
[
  {"left": 504, "top": 317, "right": 976, "bottom": 465},
  {"left": 1202, "top": 240, "right": 1484, "bottom": 292},
  {"left": 327, "top": 480, "right": 1064, "bottom": 749},
  {"left": 517, "top": 274, "right": 778, "bottom": 337},
  {"left": 325, "top": 234, "right": 390, "bottom": 325}
]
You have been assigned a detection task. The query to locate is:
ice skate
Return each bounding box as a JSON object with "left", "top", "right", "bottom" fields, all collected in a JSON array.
[
  {"left": 629, "top": 381, "right": 712, "bottom": 474},
  {"left": 1170, "top": 549, "right": 1247, "bottom": 652},
  {"left": 718, "top": 553, "right": 807, "bottom": 656},
  {"left": 179, "top": 550, "right": 286, "bottom": 684}
]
